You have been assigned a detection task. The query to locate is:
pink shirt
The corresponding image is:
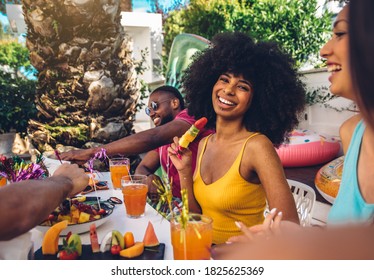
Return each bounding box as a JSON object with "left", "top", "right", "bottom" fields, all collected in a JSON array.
[{"left": 156, "top": 109, "right": 213, "bottom": 198}]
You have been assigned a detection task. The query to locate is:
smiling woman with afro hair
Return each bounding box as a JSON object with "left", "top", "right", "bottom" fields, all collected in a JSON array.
[
  {"left": 183, "top": 31, "right": 306, "bottom": 147},
  {"left": 168, "top": 32, "right": 305, "bottom": 245}
]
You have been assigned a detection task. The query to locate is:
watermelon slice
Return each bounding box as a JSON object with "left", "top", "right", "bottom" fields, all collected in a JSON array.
[
  {"left": 143, "top": 221, "right": 160, "bottom": 247},
  {"left": 90, "top": 223, "right": 100, "bottom": 253}
]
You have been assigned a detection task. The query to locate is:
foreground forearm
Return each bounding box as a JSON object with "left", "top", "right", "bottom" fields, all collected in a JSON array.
[
  {"left": 0, "top": 176, "right": 74, "bottom": 241},
  {"left": 212, "top": 224, "right": 374, "bottom": 260}
]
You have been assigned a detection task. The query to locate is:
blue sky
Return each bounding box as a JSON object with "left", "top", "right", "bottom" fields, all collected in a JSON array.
[
  {"left": 133, "top": 0, "right": 188, "bottom": 12},
  {"left": 133, "top": 0, "right": 153, "bottom": 12},
  {"left": 0, "top": 1, "right": 189, "bottom": 32}
]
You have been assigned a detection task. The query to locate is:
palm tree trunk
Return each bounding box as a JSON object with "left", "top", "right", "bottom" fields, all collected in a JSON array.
[
  {"left": 22, "top": 0, "right": 140, "bottom": 153},
  {"left": 120, "top": 0, "right": 132, "bottom": 12}
]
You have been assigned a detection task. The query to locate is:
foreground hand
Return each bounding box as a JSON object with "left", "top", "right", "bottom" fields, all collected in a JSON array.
[
  {"left": 227, "top": 208, "right": 283, "bottom": 243},
  {"left": 53, "top": 163, "right": 89, "bottom": 196}
]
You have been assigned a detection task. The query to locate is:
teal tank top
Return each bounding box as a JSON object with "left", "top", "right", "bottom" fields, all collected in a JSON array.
[{"left": 328, "top": 120, "right": 374, "bottom": 225}]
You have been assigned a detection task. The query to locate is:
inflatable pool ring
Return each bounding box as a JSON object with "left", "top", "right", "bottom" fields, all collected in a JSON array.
[
  {"left": 276, "top": 129, "right": 341, "bottom": 167},
  {"left": 314, "top": 155, "right": 344, "bottom": 204}
]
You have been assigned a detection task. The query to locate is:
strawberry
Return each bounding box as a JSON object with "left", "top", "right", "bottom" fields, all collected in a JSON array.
[
  {"left": 110, "top": 244, "right": 121, "bottom": 255},
  {"left": 47, "top": 214, "right": 56, "bottom": 221},
  {"left": 59, "top": 249, "right": 79, "bottom": 260},
  {"left": 58, "top": 236, "right": 79, "bottom": 260}
]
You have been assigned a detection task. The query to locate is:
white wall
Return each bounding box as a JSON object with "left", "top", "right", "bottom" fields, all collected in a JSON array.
[
  {"left": 121, "top": 12, "right": 163, "bottom": 84},
  {"left": 299, "top": 68, "right": 357, "bottom": 138},
  {"left": 121, "top": 12, "right": 164, "bottom": 129},
  {"left": 5, "top": 4, "right": 26, "bottom": 34}
]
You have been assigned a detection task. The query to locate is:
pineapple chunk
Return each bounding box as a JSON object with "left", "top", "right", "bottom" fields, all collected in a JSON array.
[
  {"left": 71, "top": 208, "right": 80, "bottom": 221},
  {"left": 58, "top": 214, "right": 72, "bottom": 223},
  {"left": 78, "top": 212, "right": 91, "bottom": 223}
]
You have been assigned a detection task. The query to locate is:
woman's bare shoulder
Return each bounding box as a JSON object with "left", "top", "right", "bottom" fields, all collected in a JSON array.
[{"left": 340, "top": 114, "right": 362, "bottom": 154}]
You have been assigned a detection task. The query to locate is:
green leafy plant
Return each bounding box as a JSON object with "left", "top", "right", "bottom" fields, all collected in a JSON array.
[
  {"left": 133, "top": 48, "right": 151, "bottom": 113},
  {"left": 0, "top": 40, "right": 37, "bottom": 134},
  {"left": 305, "top": 86, "right": 336, "bottom": 106},
  {"left": 306, "top": 86, "right": 356, "bottom": 112},
  {"left": 162, "top": 0, "right": 333, "bottom": 71}
]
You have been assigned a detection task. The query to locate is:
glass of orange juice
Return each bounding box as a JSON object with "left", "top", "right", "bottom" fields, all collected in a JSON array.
[
  {"left": 121, "top": 174, "right": 148, "bottom": 218},
  {"left": 170, "top": 213, "right": 213, "bottom": 260},
  {"left": 109, "top": 157, "right": 130, "bottom": 189},
  {"left": 0, "top": 176, "right": 7, "bottom": 187}
]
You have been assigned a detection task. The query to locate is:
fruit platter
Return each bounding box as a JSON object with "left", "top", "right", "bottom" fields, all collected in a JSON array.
[
  {"left": 36, "top": 196, "right": 115, "bottom": 236},
  {"left": 34, "top": 220, "right": 165, "bottom": 260}
]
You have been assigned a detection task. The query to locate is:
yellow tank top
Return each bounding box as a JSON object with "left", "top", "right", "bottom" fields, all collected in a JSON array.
[{"left": 194, "top": 133, "right": 266, "bottom": 244}]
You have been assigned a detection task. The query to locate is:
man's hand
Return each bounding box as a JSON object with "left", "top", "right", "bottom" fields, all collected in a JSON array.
[
  {"left": 59, "top": 149, "right": 93, "bottom": 164},
  {"left": 53, "top": 163, "right": 89, "bottom": 197}
]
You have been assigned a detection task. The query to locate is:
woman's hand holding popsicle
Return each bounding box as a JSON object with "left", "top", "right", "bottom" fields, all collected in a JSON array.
[{"left": 168, "top": 136, "right": 193, "bottom": 174}]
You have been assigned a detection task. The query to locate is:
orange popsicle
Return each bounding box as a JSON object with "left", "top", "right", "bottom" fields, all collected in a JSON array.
[{"left": 178, "top": 117, "right": 208, "bottom": 149}]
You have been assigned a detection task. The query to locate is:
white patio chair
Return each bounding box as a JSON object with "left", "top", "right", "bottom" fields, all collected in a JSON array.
[
  {"left": 287, "top": 179, "right": 316, "bottom": 227},
  {"left": 264, "top": 179, "right": 316, "bottom": 227}
]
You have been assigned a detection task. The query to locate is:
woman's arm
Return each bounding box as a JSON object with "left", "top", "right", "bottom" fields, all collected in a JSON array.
[{"left": 243, "top": 135, "right": 299, "bottom": 224}]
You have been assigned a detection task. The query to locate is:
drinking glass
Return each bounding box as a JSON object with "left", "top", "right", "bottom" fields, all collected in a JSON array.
[
  {"left": 121, "top": 174, "right": 148, "bottom": 218},
  {"left": 170, "top": 213, "right": 213, "bottom": 260},
  {"left": 109, "top": 157, "right": 130, "bottom": 189},
  {"left": 0, "top": 177, "right": 6, "bottom": 187}
]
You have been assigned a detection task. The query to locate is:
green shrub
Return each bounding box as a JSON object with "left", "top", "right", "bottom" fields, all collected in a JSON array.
[
  {"left": 0, "top": 40, "right": 37, "bottom": 134},
  {"left": 0, "top": 71, "right": 37, "bottom": 134},
  {"left": 163, "top": 0, "right": 332, "bottom": 69}
]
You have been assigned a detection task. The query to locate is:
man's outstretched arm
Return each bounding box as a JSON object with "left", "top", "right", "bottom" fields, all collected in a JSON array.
[{"left": 60, "top": 119, "right": 191, "bottom": 163}]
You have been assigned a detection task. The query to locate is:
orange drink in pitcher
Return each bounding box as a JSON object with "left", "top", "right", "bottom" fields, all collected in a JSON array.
[
  {"left": 170, "top": 214, "right": 213, "bottom": 260},
  {"left": 109, "top": 157, "right": 130, "bottom": 189},
  {"left": 121, "top": 175, "right": 148, "bottom": 218}
]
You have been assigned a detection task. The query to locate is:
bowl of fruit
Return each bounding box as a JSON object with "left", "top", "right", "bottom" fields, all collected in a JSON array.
[{"left": 36, "top": 196, "right": 115, "bottom": 236}]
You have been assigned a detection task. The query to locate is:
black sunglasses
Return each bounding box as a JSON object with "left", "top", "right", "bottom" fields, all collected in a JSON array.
[{"left": 145, "top": 99, "right": 173, "bottom": 116}]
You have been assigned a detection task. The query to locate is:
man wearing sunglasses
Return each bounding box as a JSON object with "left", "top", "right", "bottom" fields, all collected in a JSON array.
[
  {"left": 61, "top": 85, "right": 213, "bottom": 200},
  {"left": 135, "top": 85, "right": 212, "bottom": 202}
]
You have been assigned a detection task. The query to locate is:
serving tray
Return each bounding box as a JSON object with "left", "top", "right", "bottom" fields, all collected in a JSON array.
[{"left": 34, "top": 244, "right": 165, "bottom": 260}]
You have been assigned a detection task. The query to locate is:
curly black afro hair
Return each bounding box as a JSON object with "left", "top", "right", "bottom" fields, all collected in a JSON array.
[{"left": 183, "top": 32, "right": 306, "bottom": 147}]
